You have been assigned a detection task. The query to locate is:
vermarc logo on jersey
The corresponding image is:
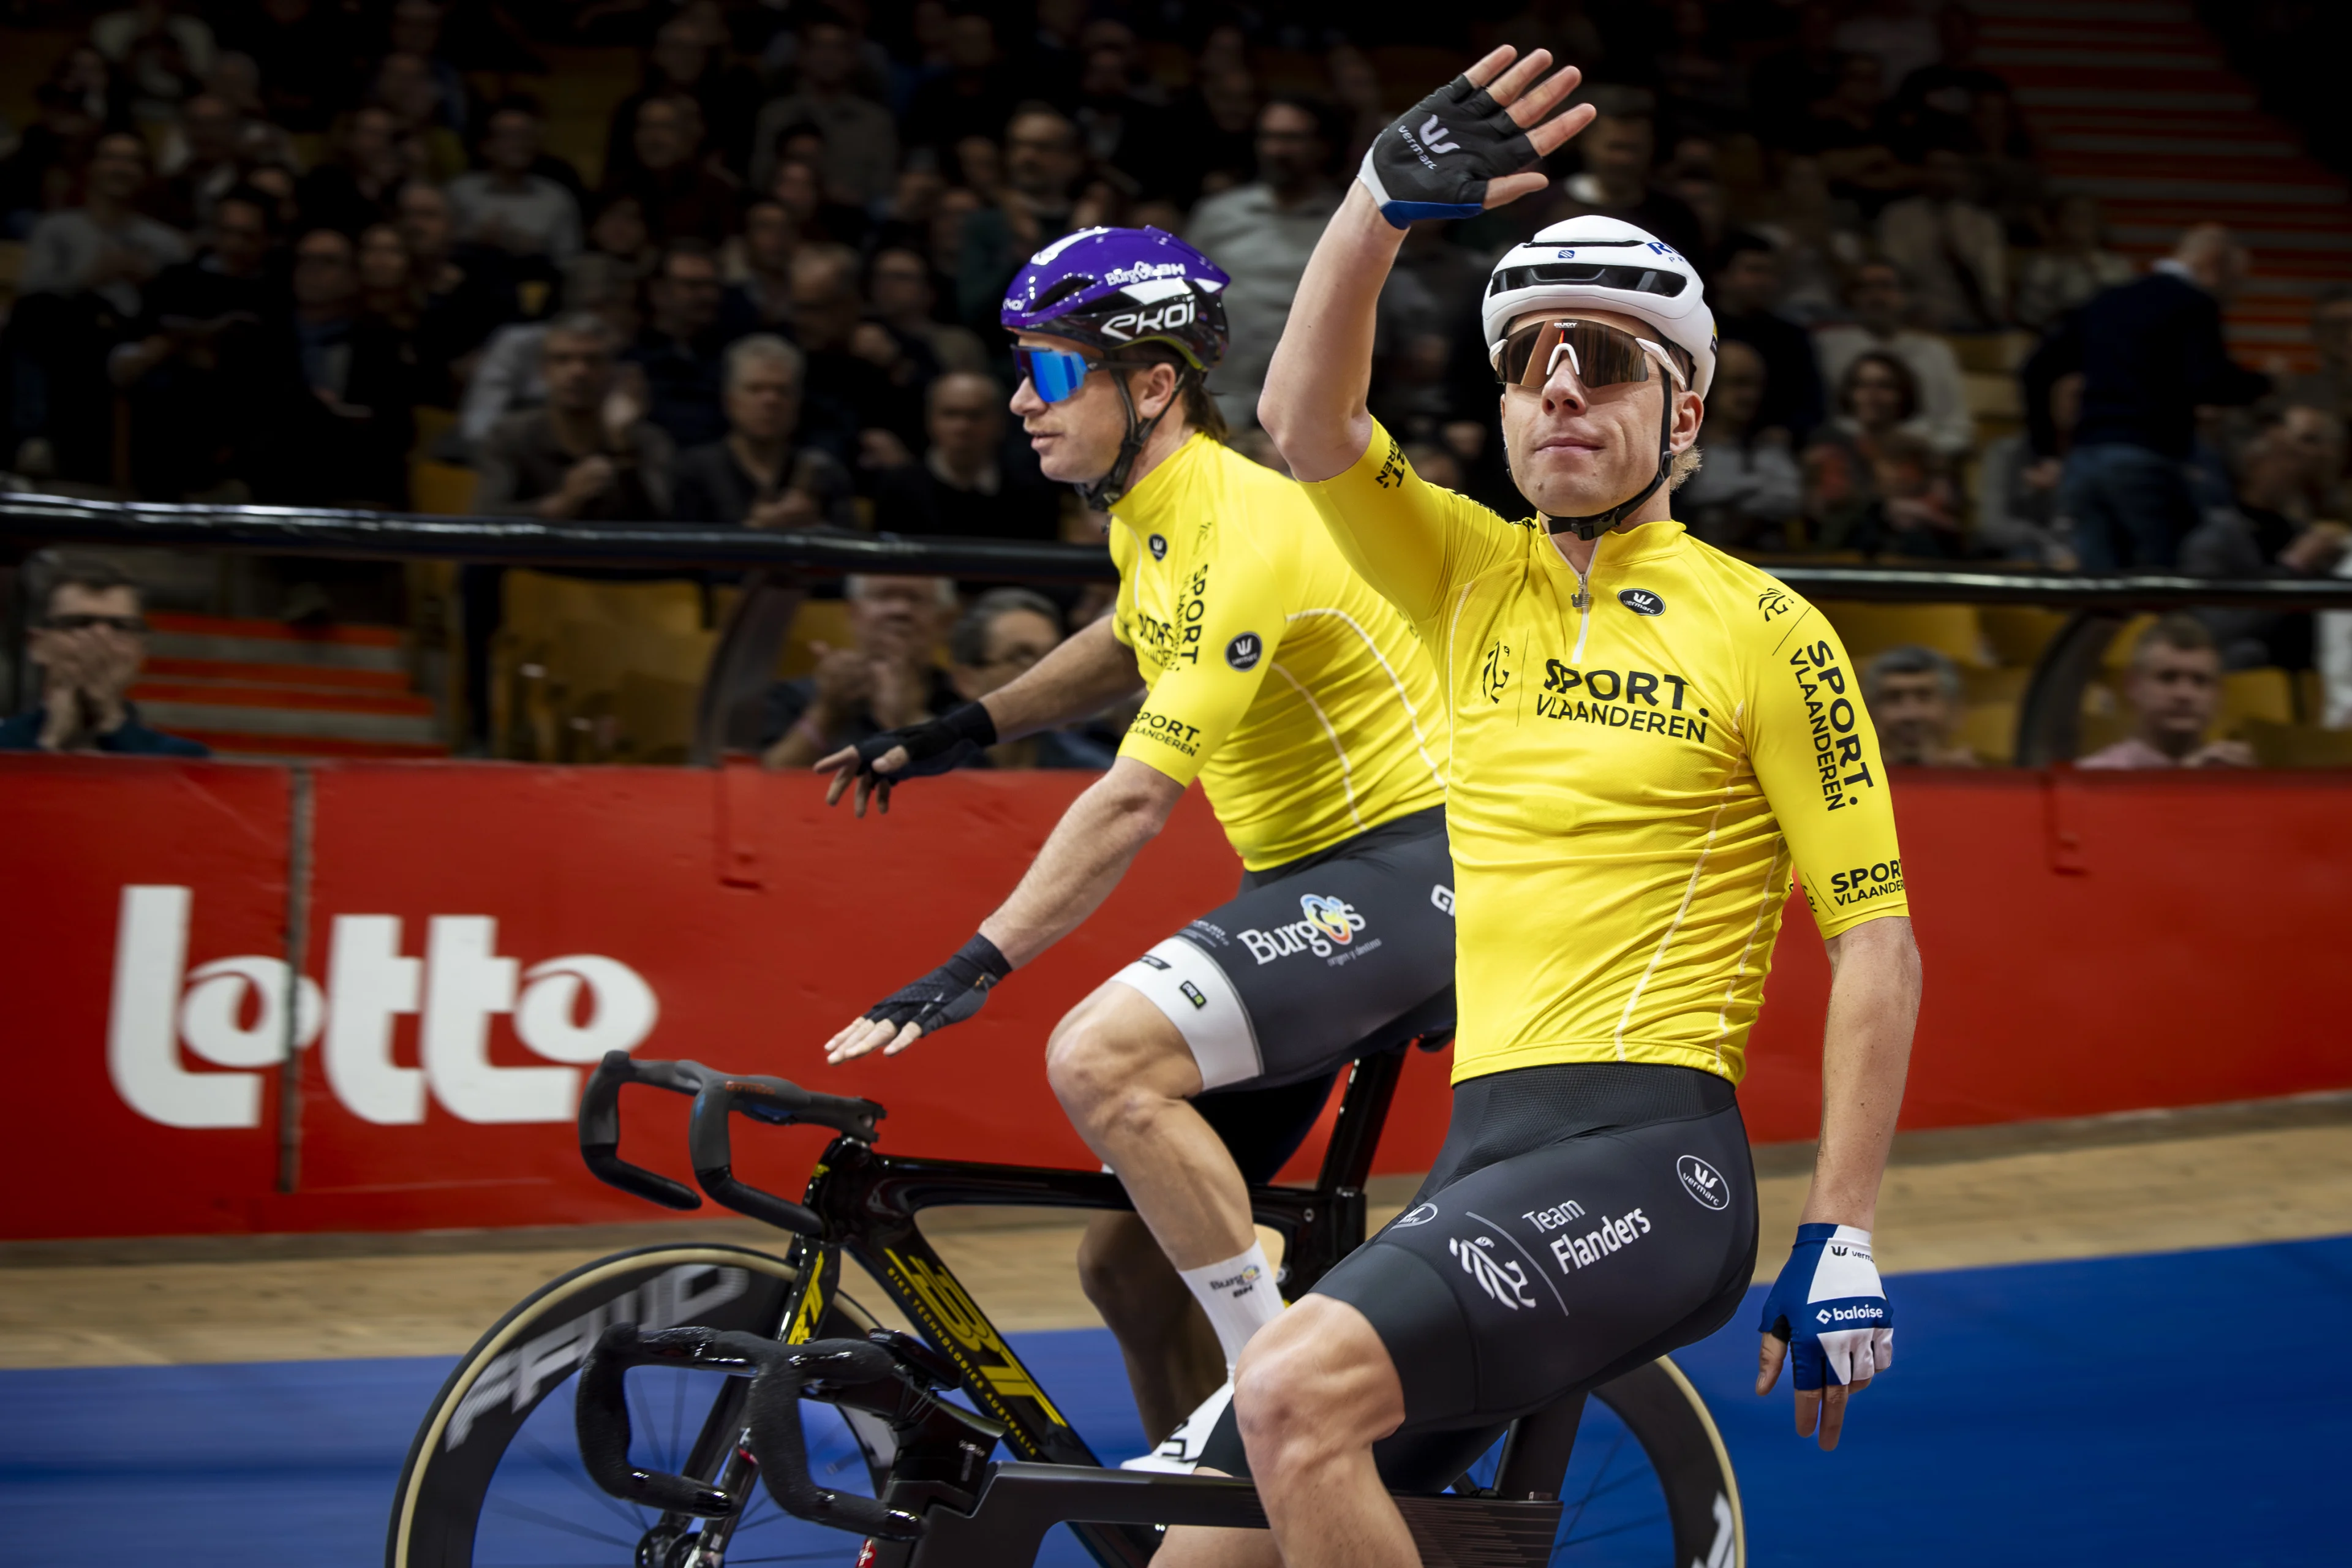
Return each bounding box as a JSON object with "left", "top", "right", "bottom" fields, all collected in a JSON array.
[{"left": 1236, "top": 893, "right": 1376, "bottom": 966}]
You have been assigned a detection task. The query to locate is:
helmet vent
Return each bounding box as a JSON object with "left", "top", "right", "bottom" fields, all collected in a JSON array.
[
  {"left": 1031, "top": 274, "right": 1098, "bottom": 312},
  {"left": 1487, "top": 263, "right": 1689, "bottom": 300}
]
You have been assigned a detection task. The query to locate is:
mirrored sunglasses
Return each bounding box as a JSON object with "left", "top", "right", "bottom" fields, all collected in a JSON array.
[
  {"left": 1492, "top": 318, "right": 1687, "bottom": 393},
  {"left": 1014, "top": 346, "right": 1099, "bottom": 405}
]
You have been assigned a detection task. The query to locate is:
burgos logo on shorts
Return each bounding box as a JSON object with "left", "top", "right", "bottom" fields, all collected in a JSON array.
[
  {"left": 1236, "top": 894, "right": 1368, "bottom": 965},
  {"left": 1448, "top": 1235, "right": 1534, "bottom": 1310},
  {"left": 1677, "top": 1155, "right": 1730, "bottom": 1211}
]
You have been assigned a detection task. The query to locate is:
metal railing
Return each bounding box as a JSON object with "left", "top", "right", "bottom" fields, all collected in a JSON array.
[{"left": 8, "top": 494, "right": 2351, "bottom": 766}]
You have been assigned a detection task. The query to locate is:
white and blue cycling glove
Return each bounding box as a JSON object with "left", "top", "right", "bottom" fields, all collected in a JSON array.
[
  {"left": 1357, "top": 74, "right": 1539, "bottom": 228},
  {"left": 1758, "top": 1224, "right": 1893, "bottom": 1390}
]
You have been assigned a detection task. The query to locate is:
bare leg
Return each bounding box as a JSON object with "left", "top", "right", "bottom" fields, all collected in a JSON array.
[
  {"left": 1046, "top": 982, "right": 1255, "bottom": 1270},
  {"left": 1233, "top": 1295, "right": 1417, "bottom": 1568},
  {"left": 1076, "top": 1212, "right": 1228, "bottom": 1443}
]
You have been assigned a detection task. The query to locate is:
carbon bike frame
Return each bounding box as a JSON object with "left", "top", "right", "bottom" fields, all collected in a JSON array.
[{"left": 585, "top": 1046, "right": 1416, "bottom": 1568}]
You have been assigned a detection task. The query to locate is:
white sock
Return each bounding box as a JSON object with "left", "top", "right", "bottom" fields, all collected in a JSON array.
[{"left": 1176, "top": 1243, "right": 1283, "bottom": 1369}]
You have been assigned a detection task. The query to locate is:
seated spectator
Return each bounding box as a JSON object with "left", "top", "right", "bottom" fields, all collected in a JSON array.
[
  {"left": 2014, "top": 194, "right": 2133, "bottom": 333},
  {"left": 1071, "top": 20, "right": 1176, "bottom": 200},
  {"left": 766, "top": 141, "right": 873, "bottom": 249},
  {"left": 750, "top": 9, "right": 898, "bottom": 206},
  {"left": 397, "top": 181, "right": 519, "bottom": 393},
  {"left": 91, "top": 2, "right": 216, "bottom": 126},
  {"left": 759, "top": 573, "right": 962, "bottom": 770},
  {"left": 2180, "top": 406, "right": 2348, "bottom": 668},
  {"left": 356, "top": 221, "right": 420, "bottom": 325},
  {"left": 572, "top": 194, "right": 654, "bottom": 304},
  {"left": 249, "top": 227, "right": 417, "bottom": 509},
  {"left": 624, "top": 240, "right": 732, "bottom": 449},
  {"left": 873, "top": 371, "right": 1062, "bottom": 541},
  {"left": 601, "top": 96, "right": 736, "bottom": 246},
  {"left": 720, "top": 198, "right": 798, "bottom": 336},
  {"left": 2038, "top": 225, "right": 2271, "bottom": 570},
  {"left": 1188, "top": 96, "right": 1346, "bottom": 429},
  {"left": 1977, "top": 372, "right": 2081, "bottom": 567},
  {"left": 148, "top": 92, "right": 243, "bottom": 234},
  {"left": 295, "top": 105, "right": 408, "bottom": 237},
  {"left": 790, "top": 243, "right": 906, "bottom": 464},
  {"left": 1876, "top": 144, "right": 2007, "bottom": 331},
  {"left": 1748, "top": 155, "right": 1866, "bottom": 326},
  {"left": 372, "top": 52, "right": 466, "bottom": 184},
  {"left": 113, "top": 185, "right": 280, "bottom": 499},
  {"left": 2283, "top": 285, "right": 2352, "bottom": 442},
  {"left": 867, "top": 245, "right": 987, "bottom": 377},
  {"left": 6, "top": 131, "right": 190, "bottom": 480},
  {"left": 1711, "top": 236, "right": 1824, "bottom": 443},
  {"left": 671, "top": 336, "right": 857, "bottom": 530},
  {"left": 458, "top": 254, "right": 638, "bottom": 458},
  {"left": 1863, "top": 645, "right": 1978, "bottom": 767},
  {"left": 448, "top": 102, "right": 584, "bottom": 265},
  {"left": 1805, "top": 352, "right": 1961, "bottom": 555},
  {"left": 1531, "top": 89, "right": 1706, "bottom": 264},
  {"left": 0, "top": 79, "right": 108, "bottom": 240},
  {"left": 478, "top": 313, "right": 672, "bottom": 521},
  {"left": 1834, "top": 0, "right": 1942, "bottom": 91},
  {"left": 903, "top": 11, "right": 1020, "bottom": 164},
  {"left": 956, "top": 104, "right": 1090, "bottom": 334},
  {"left": 1163, "top": 65, "right": 1261, "bottom": 207},
  {"left": 946, "top": 588, "right": 1115, "bottom": 771},
  {"left": 1798, "top": 51, "right": 1908, "bottom": 217},
  {"left": 2078, "top": 616, "right": 2252, "bottom": 769},
  {"left": 0, "top": 559, "right": 206, "bottom": 756},
  {"left": 1682, "top": 341, "right": 1804, "bottom": 550},
  {"left": 1815, "top": 260, "right": 1974, "bottom": 456}
]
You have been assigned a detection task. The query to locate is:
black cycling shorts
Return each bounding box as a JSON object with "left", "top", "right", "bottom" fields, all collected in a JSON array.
[
  {"left": 1197, "top": 1062, "right": 1758, "bottom": 1490},
  {"left": 1110, "top": 805, "right": 1455, "bottom": 1092}
]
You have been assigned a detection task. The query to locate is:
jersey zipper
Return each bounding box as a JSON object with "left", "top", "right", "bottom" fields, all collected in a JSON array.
[{"left": 1569, "top": 558, "right": 1593, "bottom": 665}]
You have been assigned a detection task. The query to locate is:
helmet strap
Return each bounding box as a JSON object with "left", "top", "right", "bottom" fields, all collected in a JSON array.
[
  {"left": 1074, "top": 363, "right": 1178, "bottom": 511},
  {"left": 1542, "top": 380, "right": 1678, "bottom": 541}
]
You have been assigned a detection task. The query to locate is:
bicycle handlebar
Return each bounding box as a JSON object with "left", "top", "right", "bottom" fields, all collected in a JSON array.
[
  {"left": 576, "top": 1322, "right": 925, "bottom": 1540},
  {"left": 577, "top": 1052, "right": 885, "bottom": 1231}
]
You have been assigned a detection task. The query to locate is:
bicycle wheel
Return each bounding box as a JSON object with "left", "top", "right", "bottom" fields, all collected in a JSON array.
[
  {"left": 386, "top": 1243, "right": 889, "bottom": 1568},
  {"left": 1460, "top": 1357, "right": 1742, "bottom": 1567}
]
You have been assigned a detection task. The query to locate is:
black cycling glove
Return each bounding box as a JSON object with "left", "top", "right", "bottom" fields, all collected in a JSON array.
[
  {"left": 862, "top": 934, "right": 1013, "bottom": 1037},
  {"left": 1357, "top": 74, "right": 1539, "bottom": 228},
  {"left": 850, "top": 701, "right": 998, "bottom": 785}
]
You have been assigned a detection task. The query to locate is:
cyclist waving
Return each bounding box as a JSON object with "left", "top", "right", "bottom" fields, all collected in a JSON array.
[
  {"left": 815, "top": 227, "right": 1457, "bottom": 1443},
  {"left": 1159, "top": 48, "right": 1922, "bottom": 1568}
]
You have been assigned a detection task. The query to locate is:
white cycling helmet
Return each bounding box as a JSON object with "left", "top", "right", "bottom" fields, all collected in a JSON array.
[
  {"left": 1482, "top": 216, "right": 1717, "bottom": 399},
  {"left": 1482, "top": 215, "right": 1718, "bottom": 537}
]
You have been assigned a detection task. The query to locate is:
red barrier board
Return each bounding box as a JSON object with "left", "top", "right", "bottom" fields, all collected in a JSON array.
[{"left": 4, "top": 755, "right": 2348, "bottom": 1240}]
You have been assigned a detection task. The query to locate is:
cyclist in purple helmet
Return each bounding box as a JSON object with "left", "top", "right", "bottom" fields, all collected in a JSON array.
[
  {"left": 998, "top": 225, "right": 1234, "bottom": 508},
  {"left": 810, "top": 225, "right": 1462, "bottom": 1454}
]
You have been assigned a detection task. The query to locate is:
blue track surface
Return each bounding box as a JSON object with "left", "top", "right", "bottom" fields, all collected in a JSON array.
[{"left": 4, "top": 1235, "right": 2346, "bottom": 1566}]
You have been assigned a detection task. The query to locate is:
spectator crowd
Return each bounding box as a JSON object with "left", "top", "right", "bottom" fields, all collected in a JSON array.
[{"left": 2, "top": 0, "right": 2348, "bottom": 765}]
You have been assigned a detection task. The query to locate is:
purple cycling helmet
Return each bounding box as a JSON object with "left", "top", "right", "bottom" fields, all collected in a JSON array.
[{"left": 1001, "top": 225, "right": 1229, "bottom": 371}]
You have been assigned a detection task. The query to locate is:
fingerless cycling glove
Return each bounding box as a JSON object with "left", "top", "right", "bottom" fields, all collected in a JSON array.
[
  {"left": 850, "top": 700, "right": 998, "bottom": 785},
  {"left": 1358, "top": 75, "right": 1539, "bottom": 228},
  {"left": 1758, "top": 1224, "right": 1894, "bottom": 1390},
  {"left": 862, "top": 934, "right": 1013, "bottom": 1036}
]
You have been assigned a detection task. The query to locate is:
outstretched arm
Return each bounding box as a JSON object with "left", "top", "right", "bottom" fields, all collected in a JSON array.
[
  {"left": 1259, "top": 47, "right": 1591, "bottom": 482},
  {"left": 819, "top": 617, "right": 1144, "bottom": 815},
  {"left": 824, "top": 758, "right": 1182, "bottom": 1060}
]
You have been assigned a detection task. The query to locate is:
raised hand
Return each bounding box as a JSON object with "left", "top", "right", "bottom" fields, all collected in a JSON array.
[{"left": 1357, "top": 47, "right": 1595, "bottom": 227}]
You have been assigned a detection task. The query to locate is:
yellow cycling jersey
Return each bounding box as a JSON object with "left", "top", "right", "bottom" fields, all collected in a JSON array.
[
  {"left": 1107, "top": 432, "right": 1447, "bottom": 870},
  {"left": 1301, "top": 422, "right": 1909, "bottom": 1087}
]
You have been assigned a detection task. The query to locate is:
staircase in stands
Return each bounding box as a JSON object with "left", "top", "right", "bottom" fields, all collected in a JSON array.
[
  {"left": 1975, "top": 0, "right": 2350, "bottom": 375},
  {"left": 132, "top": 612, "right": 447, "bottom": 760}
]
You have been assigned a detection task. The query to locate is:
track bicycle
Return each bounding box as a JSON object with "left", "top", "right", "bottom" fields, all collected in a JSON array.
[{"left": 386, "top": 1024, "right": 1744, "bottom": 1568}]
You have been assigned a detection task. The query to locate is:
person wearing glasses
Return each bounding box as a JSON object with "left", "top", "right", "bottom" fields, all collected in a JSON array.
[
  {"left": 811, "top": 226, "right": 1458, "bottom": 1451},
  {"left": 1, "top": 559, "right": 206, "bottom": 756},
  {"left": 1162, "top": 50, "right": 1922, "bottom": 1568}
]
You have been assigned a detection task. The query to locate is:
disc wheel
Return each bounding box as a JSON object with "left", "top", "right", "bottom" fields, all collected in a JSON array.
[{"left": 386, "top": 1244, "right": 888, "bottom": 1568}]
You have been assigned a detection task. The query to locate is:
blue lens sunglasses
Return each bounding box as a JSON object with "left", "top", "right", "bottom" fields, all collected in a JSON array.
[{"left": 1014, "top": 345, "right": 1098, "bottom": 404}]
